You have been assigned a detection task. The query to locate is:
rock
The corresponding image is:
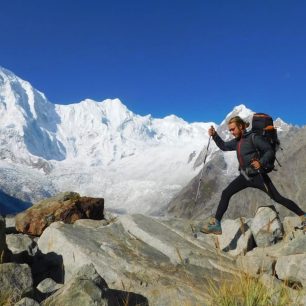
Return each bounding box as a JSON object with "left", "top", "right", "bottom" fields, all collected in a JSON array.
[
  {"left": 6, "top": 233, "right": 37, "bottom": 256},
  {"left": 37, "top": 278, "right": 63, "bottom": 294},
  {"left": 4, "top": 215, "right": 16, "bottom": 231},
  {"left": 15, "top": 297, "right": 40, "bottom": 306},
  {"left": 258, "top": 274, "right": 305, "bottom": 306},
  {"left": 0, "top": 215, "right": 6, "bottom": 261},
  {"left": 37, "top": 214, "right": 236, "bottom": 305},
  {"left": 217, "top": 218, "right": 255, "bottom": 256},
  {"left": 74, "top": 219, "right": 108, "bottom": 228},
  {"left": 283, "top": 216, "right": 302, "bottom": 235},
  {"left": 15, "top": 192, "right": 104, "bottom": 236},
  {"left": 250, "top": 206, "right": 283, "bottom": 247},
  {"left": 40, "top": 264, "right": 109, "bottom": 306},
  {"left": 247, "top": 229, "right": 306, "bottom": 258},
  {"left": 275, "top": 254, "right": 306, "bottom": 287},
  {"left": 0, "top": 263, "right": 33, "bottom": 304},
  {"left": 236, "top": 254, "right": 275, "bottom": 276},
  {"left": 42, "top": 278, "right": 108, "bottom": 306}
]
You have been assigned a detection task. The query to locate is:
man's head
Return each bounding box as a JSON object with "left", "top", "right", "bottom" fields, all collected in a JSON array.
[{"left": 228, "top": 116, "right": 249, "bottom": 138}]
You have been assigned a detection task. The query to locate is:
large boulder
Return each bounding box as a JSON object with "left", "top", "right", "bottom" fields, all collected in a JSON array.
[
  {"left": 0, "top": 263, "right": 33, "bottom": 304},
  {"left": 37, "top": 214, "right": 236, "bottom": 305},
  {"left": 217, "top": 218, "right": 255, "bottom": 256},
  {"left": 250, "top": 206, "right": 283, "bottom": 247},
  {"left": 275, "top": 254, "right": 306, "bottom": 287},
  {"left": 15, "top": 192, "right": 104, "bottom": 236},
  {"left": 6, "top": 233, "right": 37, "bottom": 256}
]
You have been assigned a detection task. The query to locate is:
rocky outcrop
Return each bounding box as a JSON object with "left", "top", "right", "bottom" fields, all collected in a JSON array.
[
  {"left": 37, "top": 214, "right": 236, "bottom": 304},
  {"left": 15, "top": 192, "right": 104, "bottom": 236},
  {"left": 1, "top": 202, "right": 305, "bottom": 305},
  {"left": 238, "top": 229, "right": 305, "bottom": 287}
]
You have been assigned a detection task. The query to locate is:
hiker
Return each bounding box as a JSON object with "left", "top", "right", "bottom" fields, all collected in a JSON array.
[{"left": 202, "top": 116, "right": 306, "bottom": 235}]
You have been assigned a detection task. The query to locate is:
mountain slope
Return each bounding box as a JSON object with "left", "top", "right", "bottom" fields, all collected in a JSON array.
[{"left": 0, "top": 66, "right": 212, "bottom": 214}]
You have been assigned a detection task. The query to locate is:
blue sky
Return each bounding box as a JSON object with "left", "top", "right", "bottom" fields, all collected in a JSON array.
[{"left": 1, "top": 0, "right": 306, "bottom": 125}]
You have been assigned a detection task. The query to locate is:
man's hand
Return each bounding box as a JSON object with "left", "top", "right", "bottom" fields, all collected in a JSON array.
[
  {"left": 208, "top": 125, "right": 216, "bottom": 137},
  {"left": 251, "top": 159, "right": 261, "bottom": 170}
]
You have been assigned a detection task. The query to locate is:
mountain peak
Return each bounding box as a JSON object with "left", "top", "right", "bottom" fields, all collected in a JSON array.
[
  {"left": 102, "top": 98, "right": 128, "bottom": 112},
  {"left": 0, "top": 66, "right": 18, "bottom": 83},
  {"left": 221, "top": 104, "right": 254, "bottom": 125}
]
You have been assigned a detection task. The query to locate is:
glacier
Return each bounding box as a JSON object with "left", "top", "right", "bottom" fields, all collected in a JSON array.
[
  {"left": 0, "top": 67, "right": 214, "bottom": 214},
  {"left": 0, "top": 66, "right": 290, "bottom": 215}
]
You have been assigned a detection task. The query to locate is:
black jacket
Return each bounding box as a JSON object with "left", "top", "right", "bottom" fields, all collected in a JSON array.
[{"left": 212, "top": 130, "right": 275, "bottom": 173}]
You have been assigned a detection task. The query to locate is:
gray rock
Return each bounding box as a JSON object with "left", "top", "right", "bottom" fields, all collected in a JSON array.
[
  {"left": 250, "top": 206, "right": 283, "bottom": 247},
  {"left": 6, "top": 233, "right": 36, "bottom": 255},
  {"left": 36, "top": 278, "right": 63, "bottom": 294},
  {"left": 41, "top": 265, "right": 108, "bottom": 306},
  {"left": 247, "top": 229, "right": 306, "bottom": 258},
  {"left": 15, "top": 297, "right": 40, "bottom": 306},
  {"left": 37, "top": 214, "right": 236, "bottom": 305},
  {"left": 0, "top": 263, "right": 33, "bottom": 304},
  {"left": 41, "top": 264, "right": 147, "bottom": 306},
  {"left": 4, "top": 214, "right": 16, "bottom": 229},
  {"left": 283, "top": 216, "right": 302, "bottom": 235},
  {"left": 236, "top": 254, "right": 275, "bottom": 276},
  {"left": 74, "top": 219, "right": 108, "bottom": 228},
  {"left": 275, "top": 254, "right": 306, "bottom": 287},
  {"left": 218, "top": 218, "right": 255, "bottom": 256},
  {"left": 259, "top": 274, "right": 305, "bottom": 306},
  {"left": 0, "top": 215, "right": 6, "bottom": 261}
]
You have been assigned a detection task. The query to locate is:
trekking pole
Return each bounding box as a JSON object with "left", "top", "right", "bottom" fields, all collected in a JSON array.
[
  {"left": 256, "top": 168, "right": 280, "bottom": 215},
  {"left": 194, "top": 135, "right": 212, "bottom": 205},
  {"left": 258, "top": 170, "right": 269, "bottom": 194}
]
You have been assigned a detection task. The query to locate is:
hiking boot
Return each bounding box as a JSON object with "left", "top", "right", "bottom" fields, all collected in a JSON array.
[{"left": 200, "top": 217, "right": 222, "bottom": 235}]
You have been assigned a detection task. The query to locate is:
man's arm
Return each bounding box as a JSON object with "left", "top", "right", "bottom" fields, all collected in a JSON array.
[
  {"left": 208, "top": 126, "right": 237, "bottom": 151},
  {"left": 213, "top": 133, "right": 237, "bottom": 151}
]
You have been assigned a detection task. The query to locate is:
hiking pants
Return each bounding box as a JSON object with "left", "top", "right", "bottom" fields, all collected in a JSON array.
[{"left": 215, "top": 173, "right": 304, "bottom": 221}]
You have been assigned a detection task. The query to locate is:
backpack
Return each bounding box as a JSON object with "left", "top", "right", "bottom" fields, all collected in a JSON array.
[{"left": 251, "top": 113, "right": 281, "bottom": 172}]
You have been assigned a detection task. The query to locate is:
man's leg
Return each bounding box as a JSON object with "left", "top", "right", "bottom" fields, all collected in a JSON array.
[
  {"left": 259, "top": 175, "right": 304, "bottom": 216},
  {"left": 201, "top": 174, "right": 249, "bottom": 234},
  {"left": 215, "top": 174, "right": 249, "bottom": 221}
]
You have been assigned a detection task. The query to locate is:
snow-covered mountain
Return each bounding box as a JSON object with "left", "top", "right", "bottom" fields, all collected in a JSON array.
[
  {"left": 0, "top": 67, "right": 291, "bottom": 215},
  {"left": 0, "top": 66, "right": 215, "bottom": 214}
]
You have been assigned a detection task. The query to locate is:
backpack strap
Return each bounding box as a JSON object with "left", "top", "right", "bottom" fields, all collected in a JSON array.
[
  {"left": 251, "top": 133, "right": 281, "bottom": 170},
  {"left": 250, "top": 133, "right": 260, "bottom": 157}
]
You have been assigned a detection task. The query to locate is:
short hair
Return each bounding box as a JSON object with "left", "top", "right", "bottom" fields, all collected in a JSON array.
[{"left": 228, "top": 116, "right": 250, "bottom": 128}]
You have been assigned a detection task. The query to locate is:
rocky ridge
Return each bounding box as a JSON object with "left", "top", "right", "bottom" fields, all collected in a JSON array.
[{"left": 0, "top": 194, "right": 305, "bottom": 305}]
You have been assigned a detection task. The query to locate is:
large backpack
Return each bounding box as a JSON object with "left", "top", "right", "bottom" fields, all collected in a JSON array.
[{"left": 251, "top": 113, "right": 281, "bottom": 172}]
